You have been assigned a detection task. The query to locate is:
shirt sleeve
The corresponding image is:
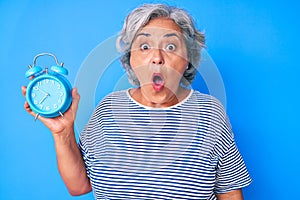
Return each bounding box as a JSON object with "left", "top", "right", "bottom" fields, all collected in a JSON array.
[
  {"left": 210, "top": 96, "right": 252, "bottom": 194},
  {"left": 78, "top": 137, "right": 92, "bottom": 179},
  {"left": 214, "top": 139, "right": 252, "bottom": 194},
  {"left": 77, "top": 99, "right": 106, "bottom": 179}
]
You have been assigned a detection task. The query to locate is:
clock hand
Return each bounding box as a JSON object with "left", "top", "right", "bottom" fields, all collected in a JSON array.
[
  {"left": 38, "top": 88, "right": 50, "bottom": 96},
  {"left": 39, "top": 93, "right": 49, "bottom": 104}
]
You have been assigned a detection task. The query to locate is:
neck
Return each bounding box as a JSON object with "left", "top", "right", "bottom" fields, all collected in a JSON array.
[{"left": 129, "top": 86, "right": 191, "bottom": 108}]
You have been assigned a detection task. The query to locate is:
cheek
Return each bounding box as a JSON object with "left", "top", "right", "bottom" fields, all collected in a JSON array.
[
  {"left": 130, "top": 56, "right": 144, "bottom": 74},
  {"left": 170, "top": 59, "right": 189, "bottom": 74},
  {"left": 170, "top": 48, "right": 189, "bottom": 74},
  {"left": 129, "top": 52, "right": 137, "bottom": 68},
  {"left": 129, "top": 54, "right": 149, "bottom": 83},
  {"left": 164, "top": 59, "right": 189, "bottom": 85},
  {"left": 165, "top": 68, "right": 183, "bottom": 83},
  {"left": 129, "top": 50, "right": 147, "bottom": 69}
]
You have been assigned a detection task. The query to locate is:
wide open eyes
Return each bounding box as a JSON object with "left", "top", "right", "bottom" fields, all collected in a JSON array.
[
  {"left": 140, "top": 43, "right": 150, "bottom": 51},
  {"left": 164, "top": 43, "right": 176, "bottom": 52},
  {"left": 140, "top": 43, "right": 176, "bottom": 52}
]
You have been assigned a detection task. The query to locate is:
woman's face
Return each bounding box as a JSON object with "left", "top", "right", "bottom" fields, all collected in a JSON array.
[{"left": 130, "top": 17, "right": 189, "bottom": 105}]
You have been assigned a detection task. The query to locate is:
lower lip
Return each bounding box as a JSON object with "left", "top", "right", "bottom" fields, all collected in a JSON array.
[{"left": 152, "top": 83, "right": 164, "bottom": 91}]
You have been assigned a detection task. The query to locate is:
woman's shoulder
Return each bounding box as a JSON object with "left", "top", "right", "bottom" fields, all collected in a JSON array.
[
  {"left": 190, "top": 90, "right": 227, "bottom": 117},
  {"left": 104, "top": 89, "right": 128, "bottom": 99},
  {"left": 192, "top": 90, "right": 224, "bottom": 107},
  {"left": 94, "top": 89, "right": 129, "bottom": 110},
  {"left": 100, "top": 89, "right": 128, "bottom": 103}
]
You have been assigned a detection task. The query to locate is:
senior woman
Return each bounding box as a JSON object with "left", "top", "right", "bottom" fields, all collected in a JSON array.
[{"left": 22, "top": 3, "right": 251, "bottom": 200}]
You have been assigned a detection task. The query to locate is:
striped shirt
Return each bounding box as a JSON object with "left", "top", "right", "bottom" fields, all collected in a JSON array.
[{"left": 79, "top": 89, "right": 251, "bottom": 199}]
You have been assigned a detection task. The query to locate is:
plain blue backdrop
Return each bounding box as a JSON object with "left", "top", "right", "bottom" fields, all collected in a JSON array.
[{"left": 1, "top": 0, "right": 299, "bottom": 199}]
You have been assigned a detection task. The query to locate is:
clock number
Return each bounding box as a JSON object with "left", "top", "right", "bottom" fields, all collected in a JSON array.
[
  {"left": 31, "top": 93, "right": 36, "bottom": 98},
  {"left": 59, "top": 91, "right": 64, "bottom": 97},
  {"left": 53, "top": 104, "right": 58, "bottom": 109},
  {"left": 57, "top": 84, "right": 61, "bottom": 89},
  {"left": 38, "top": 81, "right": 42, "bottom": 86},
  {"left": 34, "top": 100, "right": 38, "bottom": 105},
  {"left": 45, "top": 106, "right": 50, "bottom": 111},
  {"left": 33, "top": 86, "right": 38, "bottom": 90}
]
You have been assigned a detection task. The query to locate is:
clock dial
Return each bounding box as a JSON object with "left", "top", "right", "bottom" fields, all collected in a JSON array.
[{"left": 27, "top": 75, "right": 71, "bottom": 117}]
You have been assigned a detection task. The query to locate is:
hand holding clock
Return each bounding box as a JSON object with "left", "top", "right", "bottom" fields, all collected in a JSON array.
[
  {"left": 22, "top": 86, "right": 81, "bottom": 135},
  {"left": 22, "top": 85, "right": 92, "bottom": 193},
  {"left": 22, "top": 53, "right": 78, "bottom": 134},
  {"left": 22, "top": 53, "right": 92, "bottom": 194}
]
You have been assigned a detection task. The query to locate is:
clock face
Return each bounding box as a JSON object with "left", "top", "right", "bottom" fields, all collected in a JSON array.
[{"left": 26, "top": 75, "right": 71, "bottom": 117}]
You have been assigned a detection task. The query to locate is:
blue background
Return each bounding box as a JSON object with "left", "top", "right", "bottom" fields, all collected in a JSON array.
[{"left": 1, "top": 0, "right": 299, "bottom": 199}]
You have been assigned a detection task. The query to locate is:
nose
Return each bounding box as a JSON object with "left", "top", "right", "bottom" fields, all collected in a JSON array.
[{"left": 151, "top": 48, "right": 164, "bottom": 65}]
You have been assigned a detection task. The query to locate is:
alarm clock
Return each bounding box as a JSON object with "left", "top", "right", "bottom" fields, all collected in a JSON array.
[{"left": 25, "top": 52, "right": 72, "bottom": 119}]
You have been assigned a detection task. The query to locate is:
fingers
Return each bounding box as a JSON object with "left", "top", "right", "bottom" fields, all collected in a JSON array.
[
  {"left": 24, "top": 100, "right": 35, "bottom": 117},
  {"left": 22, "top": 86, "right": 39, "bottom": 119},
  {"left": 22, "top": 86, "right": 33, "bottom": 115},
  {"left": 21, "top": 86, "right": 27, "bottom": 97}
]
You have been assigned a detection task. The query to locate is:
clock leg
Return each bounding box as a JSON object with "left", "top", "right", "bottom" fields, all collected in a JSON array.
[
  {"left": 59, "top": 111, "right": 64, "bottom": 118},
  {"left": 34, "top": 113, "right": 40, "bottom": 121}
]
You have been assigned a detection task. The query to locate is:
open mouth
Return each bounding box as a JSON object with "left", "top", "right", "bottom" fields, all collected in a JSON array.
[{"left": 152, "top": 73, "right": 165, "bottom": 91}]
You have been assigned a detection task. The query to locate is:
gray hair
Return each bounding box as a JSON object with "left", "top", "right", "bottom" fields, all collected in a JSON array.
[{"left": 116, "top": 3, "right": 205, "bottom": 86}]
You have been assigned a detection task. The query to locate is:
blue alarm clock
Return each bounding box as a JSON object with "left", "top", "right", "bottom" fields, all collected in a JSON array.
[{"left": 25, "top": 53, "right": 72, "bottom": 119}]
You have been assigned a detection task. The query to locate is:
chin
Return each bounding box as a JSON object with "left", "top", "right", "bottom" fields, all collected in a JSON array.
[{"left": 150, "top": 87, "right": 177, "bottom": 104}]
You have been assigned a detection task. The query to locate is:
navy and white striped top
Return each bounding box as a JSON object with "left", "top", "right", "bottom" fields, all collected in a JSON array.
[{"left": 79, "top": 89, "right": 251, "bottom": 199}]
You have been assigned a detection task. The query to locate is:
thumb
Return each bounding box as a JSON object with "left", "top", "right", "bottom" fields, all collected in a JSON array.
[{"left": 71, "top": 87, "right": 80, "bottom": 115}]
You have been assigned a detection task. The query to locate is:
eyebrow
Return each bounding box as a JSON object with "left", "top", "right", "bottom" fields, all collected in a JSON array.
[
  {"left": 135, "top": 33, "right": 151, "bottom": 38},
  {"left": 163, "top": 33, "right": 180, "bottom": 39},
  {"left": 135, "top": 32, "right": 180, "bottom": 39}
]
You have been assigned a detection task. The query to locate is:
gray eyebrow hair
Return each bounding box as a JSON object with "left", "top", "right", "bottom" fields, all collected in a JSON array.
[
  {"left": 135, "top": 32, "right": 151, "bottom": 38},
  {"left": 135, "top": 32, "right": 180, "bottom": 39},
  {"left": 164, "top": 33, "right": 180, "bottom": 38}
]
